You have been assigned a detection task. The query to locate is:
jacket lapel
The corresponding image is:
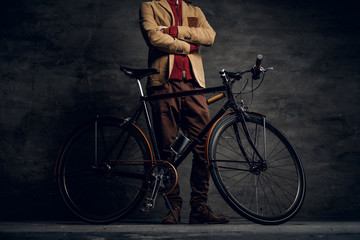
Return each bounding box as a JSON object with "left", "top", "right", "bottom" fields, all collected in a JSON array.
[{"left": 158, "top": 0, "right": 175, "bottom": 26}]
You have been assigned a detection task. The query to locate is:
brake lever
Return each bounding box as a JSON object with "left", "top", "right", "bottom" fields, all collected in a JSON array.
[{"left": 264, "top": 67, "right": 274, "bottom": 73}]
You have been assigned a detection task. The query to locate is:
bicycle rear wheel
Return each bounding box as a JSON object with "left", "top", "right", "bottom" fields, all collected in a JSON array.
[
  {"left": 55, "top": 116, "right": 152, "bottom": 224},
  {"left": 208, "top": 112, "right": 305, "bottom": 225}
]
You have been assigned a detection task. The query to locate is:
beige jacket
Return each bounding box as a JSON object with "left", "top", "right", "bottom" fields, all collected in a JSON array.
[{"left": 139, "top": 0, "right": 216, "bottom": 88}]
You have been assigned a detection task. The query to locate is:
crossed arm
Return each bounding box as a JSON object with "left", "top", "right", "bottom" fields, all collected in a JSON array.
[{"left": 139, "top": 2, "right": 216, "bottom": 55}]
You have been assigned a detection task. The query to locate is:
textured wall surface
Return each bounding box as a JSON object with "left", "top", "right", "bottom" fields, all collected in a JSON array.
[{"left": 0, "top": 0, "right": 359, "bottom": 221}]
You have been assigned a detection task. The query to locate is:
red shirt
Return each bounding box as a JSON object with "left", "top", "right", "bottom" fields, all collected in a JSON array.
[{"left": 167, "top": 0, "right": 193, "bottom": 80}]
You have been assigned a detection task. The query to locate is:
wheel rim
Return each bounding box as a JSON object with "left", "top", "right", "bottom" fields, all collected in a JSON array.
[
  {"left": 210, "top": 114, "right": 305, "bottom": 223},
  {"left": 57, "top": 117, "right": 151, "bottom": 223}
]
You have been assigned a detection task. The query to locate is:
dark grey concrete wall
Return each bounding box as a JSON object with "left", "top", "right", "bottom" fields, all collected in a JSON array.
[{"left": 0, "top": 0, "right": 359, "bottom": 221}]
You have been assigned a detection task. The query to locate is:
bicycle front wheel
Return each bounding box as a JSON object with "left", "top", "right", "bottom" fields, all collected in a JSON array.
[
  {"left": 208, "top": 112, "right": 306, "bottom": 225},
  {"left": 55, "top": 116, "right": 152, "bottom": 224}
]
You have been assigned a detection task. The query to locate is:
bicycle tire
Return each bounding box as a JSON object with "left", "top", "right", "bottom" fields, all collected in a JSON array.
[
  {"left": 55, "top": 116, "right": 153, "bottom": 224},
  {"left": 208, "top": 112, "right": 306, "bottom": 225}
]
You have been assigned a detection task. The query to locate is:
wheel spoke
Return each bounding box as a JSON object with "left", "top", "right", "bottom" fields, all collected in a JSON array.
[
  {"left": 209, "top": 113, "right": 305, "bottom": 224},
  {"left": 56, "top": 117, "right": 151, "bottom": 223}
]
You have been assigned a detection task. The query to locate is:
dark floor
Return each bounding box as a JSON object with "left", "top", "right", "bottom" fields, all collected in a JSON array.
[{"left": 1, "top": 220, "right": 360, "bottom": 240}]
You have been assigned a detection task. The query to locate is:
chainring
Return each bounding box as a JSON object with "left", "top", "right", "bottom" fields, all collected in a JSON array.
[{"left": 146, "top": 161, "right": 178, "bottom": 196}]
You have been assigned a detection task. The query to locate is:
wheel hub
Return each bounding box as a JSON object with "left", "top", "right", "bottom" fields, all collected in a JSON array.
[{"left": 250, "top": 162, "right": 267, "bottom": 175}]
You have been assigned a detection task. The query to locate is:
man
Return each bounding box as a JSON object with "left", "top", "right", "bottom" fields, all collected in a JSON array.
[{"left": 139, "top": 0, "right": 229, "bottom": 224}]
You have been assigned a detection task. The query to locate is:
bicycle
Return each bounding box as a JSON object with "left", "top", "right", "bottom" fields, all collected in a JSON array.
[{"left": 54, "top": 55, "right": 306, "bottom": 225}]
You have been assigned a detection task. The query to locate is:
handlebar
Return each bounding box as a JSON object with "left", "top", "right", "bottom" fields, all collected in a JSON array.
[{"left": 207, "top": 54, "right": 273, "bottom": 105}]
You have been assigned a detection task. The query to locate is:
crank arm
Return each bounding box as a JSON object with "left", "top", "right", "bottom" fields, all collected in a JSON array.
[{"left": 141, "top": 168, "right": 164, "bottom": 212}]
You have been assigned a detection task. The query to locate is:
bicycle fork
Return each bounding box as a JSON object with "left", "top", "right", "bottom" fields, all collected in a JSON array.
[{"left": 237, "top": 112, "right": 268, "bottom": 174}]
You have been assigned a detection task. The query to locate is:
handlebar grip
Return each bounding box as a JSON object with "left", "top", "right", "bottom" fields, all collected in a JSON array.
[
  {"left": 255, "top": 54, "right": 263, "bottom": 69},
  {"left": 207, "top": 93, "right": 226, "bottom": 105}
]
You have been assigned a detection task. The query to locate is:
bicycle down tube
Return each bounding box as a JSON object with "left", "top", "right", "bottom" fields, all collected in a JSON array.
[{"left": 135, "top": 77, "right": 265, "bottom": 170}]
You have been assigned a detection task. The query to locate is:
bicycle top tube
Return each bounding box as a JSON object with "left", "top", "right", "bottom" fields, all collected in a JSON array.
[
  {"left": 120, "top": 54, "right": 273, "bottom": 104},
  {"left": 120, "top": 66, "right": 227, "bottom": 102},
  {"left": 144, "top": 86, "right": 226, "bottom": 102}
]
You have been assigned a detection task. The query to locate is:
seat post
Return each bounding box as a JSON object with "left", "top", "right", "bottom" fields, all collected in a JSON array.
[{"left": 136, "top": 79, "right": 145, "bottom": 97}]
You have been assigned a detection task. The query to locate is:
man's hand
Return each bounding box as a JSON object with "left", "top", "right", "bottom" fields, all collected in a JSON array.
[
  {"left": 159, "top": 26, "right": 177, "bottom": 37},
  {"left": 158, "top": 26, "right": 199, "bottom": 53},
  {"left": 159, "top": 26, "right": 168, "bottom": 33}
]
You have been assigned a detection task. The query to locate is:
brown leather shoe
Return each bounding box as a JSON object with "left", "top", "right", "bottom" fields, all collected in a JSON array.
[
  {"left": 189, "top": 204, "right": 230, "bottom": 224},
  {"left": 161, "top": 207, "right": 181, "bottom": 224}
]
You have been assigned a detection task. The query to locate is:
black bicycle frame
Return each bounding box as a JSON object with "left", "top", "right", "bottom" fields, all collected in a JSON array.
[{"left": 127, "top": 77, "right": 265, "bottom": 170}]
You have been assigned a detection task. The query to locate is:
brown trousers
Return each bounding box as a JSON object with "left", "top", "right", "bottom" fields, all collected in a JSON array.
[{"left": 148, "top": 79, "right": 210, "bottom": 209}]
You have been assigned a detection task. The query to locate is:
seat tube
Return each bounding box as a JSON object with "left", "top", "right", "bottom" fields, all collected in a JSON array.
[
  {"left": 137, "top": 78, "right": 161, "bottom": 161},
  {"left": 136, "top": 79, "right": 145, "bottom": 97}
]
